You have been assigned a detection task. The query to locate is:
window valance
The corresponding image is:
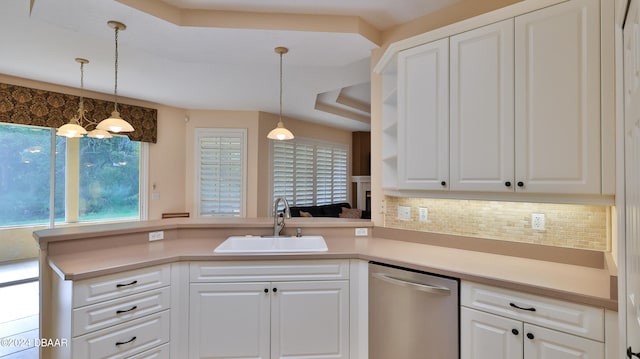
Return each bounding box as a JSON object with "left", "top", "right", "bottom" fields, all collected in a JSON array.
[{"left": 0, "top": 83, "right": 157, "bottom": 143}]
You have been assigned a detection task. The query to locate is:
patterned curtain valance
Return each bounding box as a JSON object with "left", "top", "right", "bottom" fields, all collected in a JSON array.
[{"left": 0, "top": 83, "right": 157, "bottom": 143}]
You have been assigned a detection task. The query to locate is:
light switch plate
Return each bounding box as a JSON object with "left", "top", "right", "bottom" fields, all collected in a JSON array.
[
  {"left": 398, "top": 206, "right": 411, "bottom": 221},
  {"left": 149, "top": 231, "right": 164, "bottom": 241},
  {"left": 355, "top": 228, "right": 368, "bottom": 236}
]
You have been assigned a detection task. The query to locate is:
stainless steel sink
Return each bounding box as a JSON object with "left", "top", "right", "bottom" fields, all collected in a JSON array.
[{"left": 214, "top": 235, "right": 328, "bottom": 253}]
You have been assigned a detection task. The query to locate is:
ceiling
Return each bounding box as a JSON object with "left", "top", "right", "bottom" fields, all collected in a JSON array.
[{"left": 0, "top": 0, "right": 462, "bottom": 131}]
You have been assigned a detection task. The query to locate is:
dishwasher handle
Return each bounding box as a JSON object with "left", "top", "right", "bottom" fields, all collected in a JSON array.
[{"left": 372, "top": 272, "right": 451, "bottom": 295}]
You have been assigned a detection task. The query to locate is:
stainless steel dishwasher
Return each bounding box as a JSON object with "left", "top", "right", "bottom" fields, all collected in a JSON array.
[{"left": 369, "top": 262, "right": 459, "bottom": 359}]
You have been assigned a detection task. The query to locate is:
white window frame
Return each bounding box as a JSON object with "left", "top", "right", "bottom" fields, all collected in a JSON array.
[
  {"left": 64, "top": 136, "right": 149, "bottom": 224},
  {"left": 269, "top": 137, "right": 350, "bottom": 214},
  {"left": 194, "top": 128, "right": 247, "bottom": 218}
]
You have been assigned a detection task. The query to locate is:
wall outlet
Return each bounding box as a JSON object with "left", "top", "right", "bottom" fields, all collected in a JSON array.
[
  {"left": 398, "top": 206, "right": 411, "bottom": 221},
  {"left": 379, "top": 199, "right": 386, "bottom": 214},
  {"left": 355, "top": 228, "right": 368, "bottom": 236},
  {"left": 531, "top": 213, "right": 545, "bottom": 231},
  {"left": 149, "top": 231, "right": 164, "bottom": 241},
  {"left": 419, "top": 207, "right": 428, "bottom": 222}
]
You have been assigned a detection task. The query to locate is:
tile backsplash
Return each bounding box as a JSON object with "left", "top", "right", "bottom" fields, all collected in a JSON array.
[{"left": 384, "top": 196, "right": 610, "bottom": 251}]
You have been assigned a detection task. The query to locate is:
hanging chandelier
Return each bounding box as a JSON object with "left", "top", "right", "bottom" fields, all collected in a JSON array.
[
  {"left": 267, "top": 46, "right": 294, "bottom": 141},
  {"left": 56, "top": 58, "right": 112, "bottom": 139},
  {"left": 97, "top": 20, "right": 134, "bottom": 134}
]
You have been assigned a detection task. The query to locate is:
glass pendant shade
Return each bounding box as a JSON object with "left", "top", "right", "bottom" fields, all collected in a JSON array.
[
  {"left": 97, "top": 110, "right": 134, "bottom": 133},
  {"left": 58, "top": 122, "right": 87, "bottom": 138},
  {"left": 267, "top": 46, "right": 294, "bottom": 140},
  {"left": 87, "top": 129, "right": 113, "bottom": 139},
  {"left": 57, "top": 58, "right": 100, "bottom": 139},
  {"left": 267, "top": 120, "right": 294, "bottom": 140}
]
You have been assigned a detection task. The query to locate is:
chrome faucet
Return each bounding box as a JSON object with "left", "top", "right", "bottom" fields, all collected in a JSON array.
[{"left": 273, "top": 196, "right": 291, "bottom": 236}]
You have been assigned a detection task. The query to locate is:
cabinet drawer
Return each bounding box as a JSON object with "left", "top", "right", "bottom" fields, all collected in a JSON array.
[
  {"left": 72, "top": 310, "right": 170, "bottom": 359},
  {"left": 73, "top": 265, "right": 171, "bottom": 308},
  {"left": 190, "top": 260, "right": 349, "bottom": 282},
  {"left": 72, "top": 287, "right": 171, "bottom": 337},
  {"left": 127, "top": 343, "right": 170, "bottom": 359},
  {"left": 461, "top": 281, "right": 604, "bottom": 341}
]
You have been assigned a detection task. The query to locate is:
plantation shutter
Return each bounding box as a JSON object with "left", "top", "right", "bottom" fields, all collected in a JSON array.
[
  {"left": 195, "top": 128, "right": 246, "bottom": 217},
  {"left": 271, "top": 138, "right": 348, "bottom": 208}
]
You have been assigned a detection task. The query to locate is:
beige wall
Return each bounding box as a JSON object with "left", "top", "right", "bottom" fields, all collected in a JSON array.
[{"left": 147, "top": 105, "right": 188, "bottom": 219}]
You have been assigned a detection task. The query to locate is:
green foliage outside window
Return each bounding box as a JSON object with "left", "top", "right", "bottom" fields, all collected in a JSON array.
[
  {"left": 79, "top": 137, "right": 139, "bottom": 221},
  {"left": 0, "top": 123, "right": 140, "bottom": 227}
]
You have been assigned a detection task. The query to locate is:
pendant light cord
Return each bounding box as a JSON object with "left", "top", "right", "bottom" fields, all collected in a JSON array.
[
  {"left": 279, "top": 51, "right": 283, "bottom": 121},
  {"left": 79, "top": 61, "right": 85, "bottom": 111},
  {"left": 113, "top": 26, "right": 119, "bottom": 113}
]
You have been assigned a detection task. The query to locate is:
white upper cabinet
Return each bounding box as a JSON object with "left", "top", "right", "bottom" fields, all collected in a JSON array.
[
  {"left": 397, "top": 38, "right": 450, "bottom": 190},
  {"left": 379, "top": 0, "right": 611, "bottom": 199},
  {"left": 514, "top": 0, "right": 601, "bottom": 194},
  {"left": 450, "top": 19, "right": 515, "bottom": 192}
]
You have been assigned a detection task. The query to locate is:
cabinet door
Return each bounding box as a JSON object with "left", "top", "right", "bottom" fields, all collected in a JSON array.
[
  {"left": 523, "top": 324, "right": 604, "bottom": 359},
  {"left": 271, "top": 281, "right": 349, "bottom": 359},
  {"left": 514, "top": 0, "right": 601, "bottom": 194},
  {"left": 189, "top": 283, "right": 270, "bottom": 359},
  {"left": 450, "top": 19, "right": 515, "bottom": 192},
  {"left": 397, "top": 38, "right": 449, "bottom": 190},
  {"left": 461, "top": 307, "right": 523, "bottom": 359}
]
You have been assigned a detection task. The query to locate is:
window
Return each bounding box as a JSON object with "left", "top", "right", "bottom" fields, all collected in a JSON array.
[
  {"left": 78, "top": 136, "right": 141, "bottom": 221},
  {"left": 0, "top": 122, "right": 145, "bottom": 228},
  {"left": 195, "top": 128, "right": 247, "bottom": 217},
  {"left": 271, "top": 138, "right": 349, "bottom": 208},
  {"left": 0, "top": 124, "right": 56, "bottom": 226}
]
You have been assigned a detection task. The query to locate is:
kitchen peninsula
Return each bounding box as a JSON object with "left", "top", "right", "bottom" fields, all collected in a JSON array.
[{"left": 34, "top": 218, "right": 618, "bottom": 358}]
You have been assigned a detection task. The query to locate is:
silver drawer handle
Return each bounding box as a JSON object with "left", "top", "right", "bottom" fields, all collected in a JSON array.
[
  {"left": 116, "top": 305, "right": 138, "bottom": 314},
  {"left": 115, "top": 336, "right": 136, "bottom": 346},
  {"left": 372, "top": 273, "right": 451, "bottom": 295}
]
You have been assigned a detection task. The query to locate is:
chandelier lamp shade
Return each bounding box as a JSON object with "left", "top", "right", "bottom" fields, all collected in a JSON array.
[
  {"left": 96, "top": 20, "right": 134, "bottom": 134},
  {"left": 56, "top": 58, "right": 112, "bottom": 139},
  {"left": 267, "top": 46, "right": 294, "bottom": 141}
]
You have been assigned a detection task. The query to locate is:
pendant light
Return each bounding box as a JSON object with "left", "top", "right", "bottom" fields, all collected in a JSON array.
[
  {"left": 267, "top": 46, "right": 294, "bottom": 141},
  {"left": 97, "top": 20, "right": 134, "bottom": 134},
  {"left": 57, "top": 58, "right": 112, "bottom": 139}
]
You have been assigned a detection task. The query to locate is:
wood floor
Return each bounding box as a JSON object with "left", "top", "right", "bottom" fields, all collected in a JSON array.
[{"left": 0, "top": 260, "right": 39, "bottom": 359}]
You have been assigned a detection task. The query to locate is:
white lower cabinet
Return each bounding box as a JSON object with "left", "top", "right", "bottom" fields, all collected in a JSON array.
[
  {"left": 48, "top": 264, "right": 172, "bottom": 359},
  {"left": 72, "top": 310, "right": 171, "bottom": 358},
  {"left": 189, "top": 282, "right": 270, "bottom": 358},
  {"left": 524, "top": 323, "right": 604, "bottom": 359},
  {"left": 461, "top": 307, "right": 523, "bottom": 359},
  {"left": 462, "top": 307, "right": 604, "bottom": 359},
  {"left": 188, "top": 260, "right": 350, "bottom": 359},
  {"left": 461, "top": 282, "right": 606, "bottom": 359}
]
